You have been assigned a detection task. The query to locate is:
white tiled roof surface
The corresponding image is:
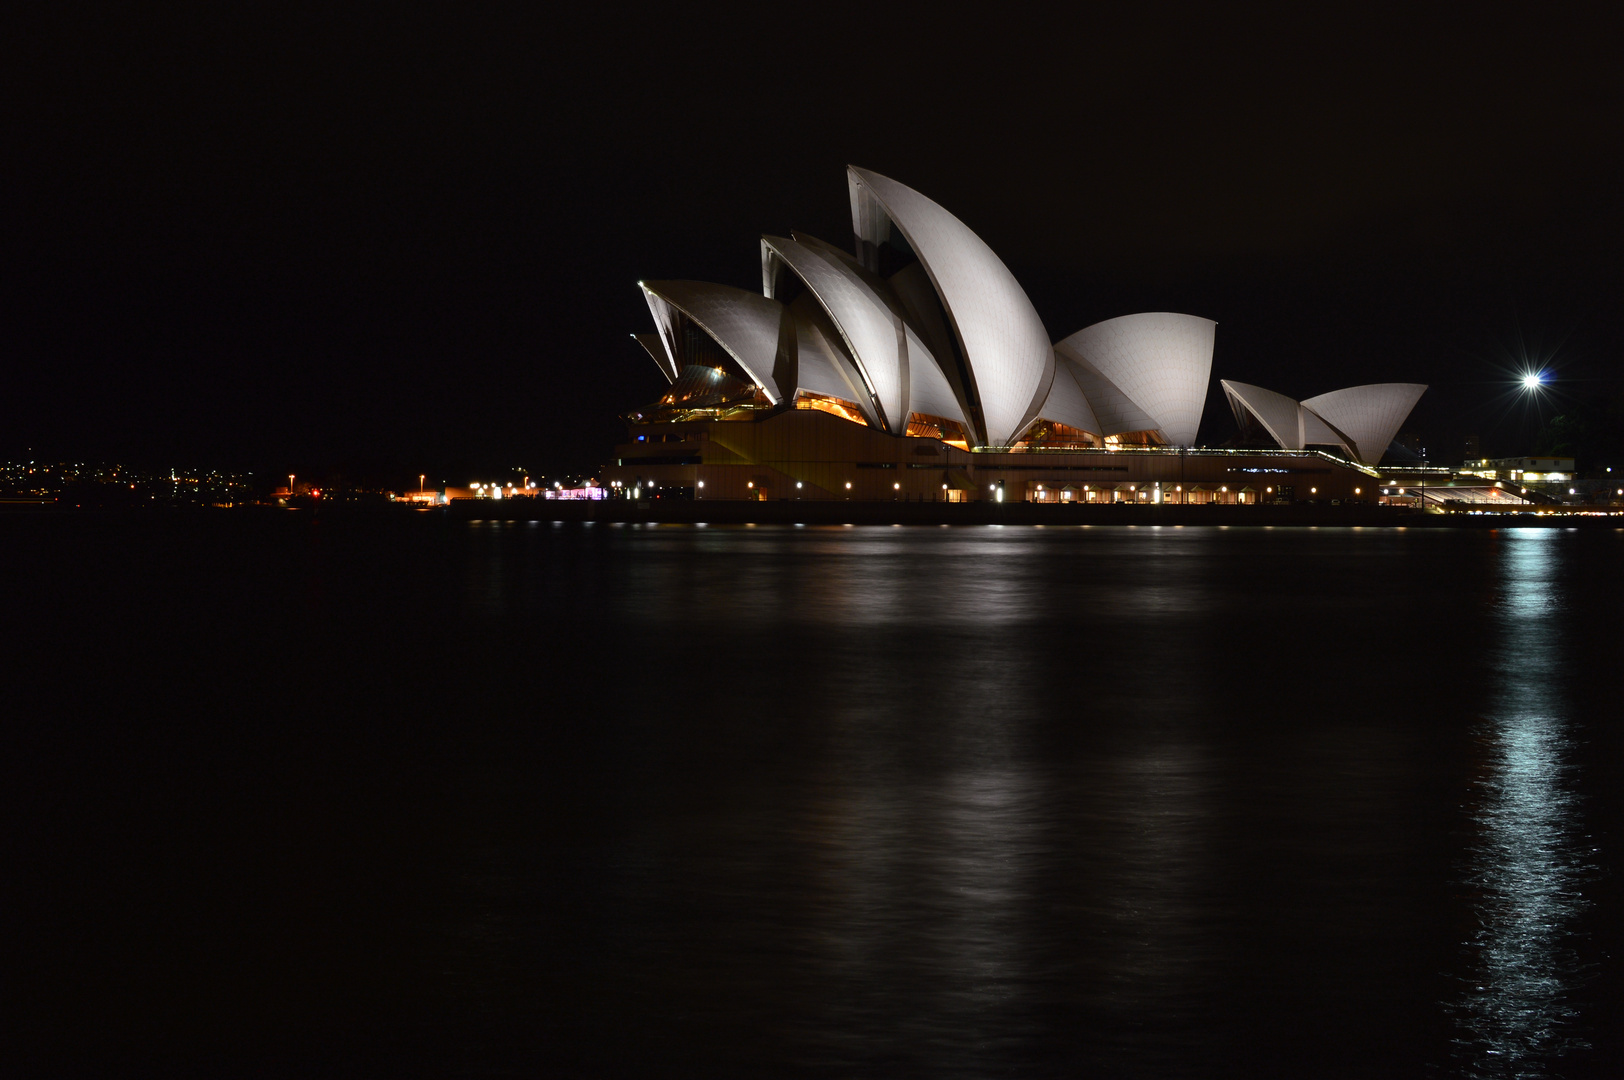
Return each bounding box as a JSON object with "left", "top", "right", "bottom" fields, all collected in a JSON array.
[
  {"left": 1057, "top": 353, "right": 1158, "bottom": 436},
  {"left": 1054, "top": 313, "right": 1215, "bottom": 447},
  {"left": 1299, "top": 407, "right": 1352, "bottom": 453},
  {"left": 640, "top": 281, "right": 788, "bottom": 404},
  {"left": 1221, "top": 380, "right": 1305, "bottom": 449},
  {"left": 784, "top": 233, "right": 967, "bottom": 428},
  {"left": 848, "top": 167, "right": 1053, "bottom": 447},
  {"left": 1037, "top": 361, "right": 1102, "bottom": 435},
  {"left": 763, "top": 235, "right": 909, "bottom": 432},
  {"left": 791, "top": 303, "right": 878, "bottom": 424},
  {"left": 1302, "top": 384, "right": 1427, "bottom": 465}
]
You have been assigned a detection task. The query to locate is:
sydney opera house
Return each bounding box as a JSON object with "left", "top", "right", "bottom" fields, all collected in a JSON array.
[{"left": 605, "top": 167, "right": 1424, "bottom": 504}]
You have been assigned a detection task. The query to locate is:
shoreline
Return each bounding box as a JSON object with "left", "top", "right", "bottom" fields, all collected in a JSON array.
[
  {"left": 5, "top": 502, "right": 1618, "bottom": 528},
  {"left": 446, "top": 500, "right": 1624, "bottom": 528}
]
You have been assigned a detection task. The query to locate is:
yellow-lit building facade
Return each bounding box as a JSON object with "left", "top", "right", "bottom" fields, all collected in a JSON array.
[{"left": 605, "top": 407, "right": 1376, "bottom": 505}]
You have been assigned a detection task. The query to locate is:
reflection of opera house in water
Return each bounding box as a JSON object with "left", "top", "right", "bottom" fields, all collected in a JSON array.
[{"left": 604, "top": 167, "right": 1424, "bottom": 504}]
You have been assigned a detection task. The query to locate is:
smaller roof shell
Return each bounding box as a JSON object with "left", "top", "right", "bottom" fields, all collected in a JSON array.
[
  {"left": 1032, "top": 362, "right": 1102, "bottom": 436},
  {"left": 1301, "top": 384, "right": 1428, "bottom": 466},
  {"left": 1054, "top": 313, "right": 1216, "bottom": 447},
  {"left": 1058, "top": 353, "right": 1159, "bottom": 436},
  {"left": 762, "top": 235, "right": 910, "bottom": 432},
  {"left": 786, "top": 293, "right": 881, "bottom": 427},
  {"left": 1221, "top": 380, "right": 1306, "bottom": 449},
  {"left": 640, "top": 280, "right": 791, "bottom": 404},
  {"left": 1222, "top": 378, "right": 1424, "bottom": 465}
]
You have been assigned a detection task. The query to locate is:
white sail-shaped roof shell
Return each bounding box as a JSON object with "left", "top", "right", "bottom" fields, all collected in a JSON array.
[
  {"left": 880, "top": 261, "right": 972, "bottom": 429},
  {"left": 1058, "top": 353, "right": 1159, "bottom": 437},
  {"left": 779, "top": 232, "right": 969, "bottom": 432},
  {"left": 762, "top": 235, "right": 909, "bottom": 432},
  {"left": 1035, "top": 362, "right": 1102, "bottom": 435},
  {"left": 1302, "top": 384, "right": 1427, "bottom": 466},
  {"left": 1299, "top": 408, "right": 1353, "bottom": 452},
  {"left": 640, "top": 281, "right": 789, "bottom": 404},
  {"left": 1221, "top": 380, "right": 1309, "bottom": 449},
  {"left": 1054, "top": 313, "right": 1215, "bottom": 447},
  {"left": 1223, "top": 379, "right": 1416, "bottom": 464},
  {"left": 848, "top": 166, "right": 1053, "bottom": 447},
  {"left": 903, "top": 336, "right": 967, "bottom": 429},
  {"left": 787, "top": 293, "right": 881, "bottom": 427}
]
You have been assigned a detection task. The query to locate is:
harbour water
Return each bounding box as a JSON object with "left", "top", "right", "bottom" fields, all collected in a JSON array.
[{"left": 5, "top": 515, "right": 1621, "bottom": 1076}]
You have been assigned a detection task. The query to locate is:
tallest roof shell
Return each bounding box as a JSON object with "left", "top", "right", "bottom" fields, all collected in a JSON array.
[{"left": 847, "top": 167, "right": 1054, "bottom": 447}]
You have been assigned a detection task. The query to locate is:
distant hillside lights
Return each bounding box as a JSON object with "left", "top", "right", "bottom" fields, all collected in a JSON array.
[{"left": 415, "top": 478, "right": 605, "bottom": 503}]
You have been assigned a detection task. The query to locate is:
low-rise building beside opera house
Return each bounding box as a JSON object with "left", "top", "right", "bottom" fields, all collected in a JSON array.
[{"left": 604, "top": 167, "right": 1421, "bottom": 505}]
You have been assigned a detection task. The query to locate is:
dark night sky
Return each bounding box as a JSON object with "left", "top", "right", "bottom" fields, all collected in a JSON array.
[{"left": 5, "top": 5, "right": 1623, "bottom": 479}]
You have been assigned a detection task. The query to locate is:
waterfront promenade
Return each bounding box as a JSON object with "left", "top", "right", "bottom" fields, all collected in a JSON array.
[{"left": 448, "top": 499, "right": 1621, "bottom": 528}]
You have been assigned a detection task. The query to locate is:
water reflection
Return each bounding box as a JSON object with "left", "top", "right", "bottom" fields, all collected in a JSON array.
[
  {"left": 785, "top": 532, "right": 1223, "bottom": 1076},
  {"left": 804, "top": 758, "right": 1042, "bottom": 1075},
  {"left": 789, "top": 558, "right": 1045, "bottom": 1076},
  {"left": 1455, "top": 530, "right": 1591, "bottom": 1076}
]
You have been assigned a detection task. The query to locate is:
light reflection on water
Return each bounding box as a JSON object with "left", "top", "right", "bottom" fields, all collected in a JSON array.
[
  {"left": 1454, "top": 529, "right": 1593, "bottom": 1076},
  {"left": 18, "top": 514, "right": 1624, "bottom": 1077},
  {"left": 805, "top": 759, "right": 1043, "bottom": 1072},
  {"left": 413, "top": 523, "right": 1616, "bottom": 1073}
]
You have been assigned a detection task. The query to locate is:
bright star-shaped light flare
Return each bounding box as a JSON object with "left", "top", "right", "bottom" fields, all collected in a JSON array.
[{"left": 1522, "top": 372, "right": 1544, "bottom": 389}]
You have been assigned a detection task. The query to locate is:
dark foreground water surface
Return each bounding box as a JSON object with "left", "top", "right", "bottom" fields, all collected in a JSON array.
[{"left": 5, "top": 515, "right": 1623, "bottom": 1078}]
